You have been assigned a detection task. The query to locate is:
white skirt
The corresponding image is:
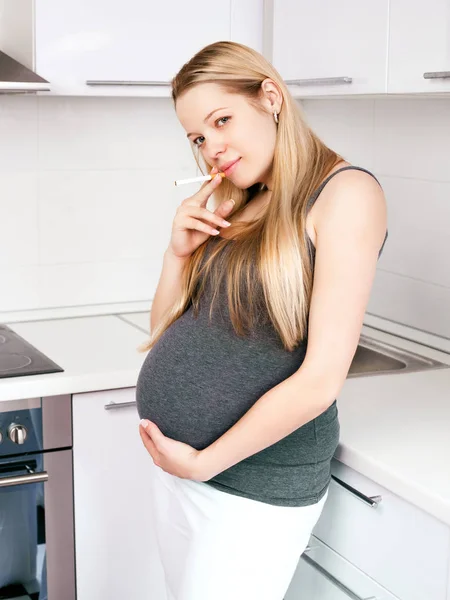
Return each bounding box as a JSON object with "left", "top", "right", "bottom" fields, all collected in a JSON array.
[{"left": 148, "top": 459, "right": 329, "bottom": 600}]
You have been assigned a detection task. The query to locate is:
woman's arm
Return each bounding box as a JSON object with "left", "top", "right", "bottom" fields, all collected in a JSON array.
[
  {"left": 150, "top": 249, "right": 189, "bottom": 333},
  {"left": 197, "top": 170, "right": 387, "bottom": 480}
]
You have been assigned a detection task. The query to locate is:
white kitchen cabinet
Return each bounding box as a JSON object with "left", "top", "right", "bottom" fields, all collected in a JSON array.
[
  {"left": 1, "top": 0, "right": 263, "bottom": 96},
  {"left": 285, "top": 535, "right": 399, "bottom": 600},
  {"left": 72, "top": 388, "right": 166, "bottom": 600},
  {"left": 388, "top": 0, "right": 450, "bottom": 93},
  {"left": 271, "top": 0, "right": 389, "bottom": 97},
  {"left": 311, "top": 459, "right": 450, "bottom": 600}
]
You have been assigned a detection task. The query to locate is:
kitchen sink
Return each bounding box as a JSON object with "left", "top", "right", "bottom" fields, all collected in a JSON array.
[{"left": 347, "top": 334, "right": 450, "bottom": 378}]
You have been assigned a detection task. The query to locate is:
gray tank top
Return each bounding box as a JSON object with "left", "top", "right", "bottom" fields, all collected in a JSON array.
[{"left": 136, "top": 166, "right": 387, "bottom": 507}]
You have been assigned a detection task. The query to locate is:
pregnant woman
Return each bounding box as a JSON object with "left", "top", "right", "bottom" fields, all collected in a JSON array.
[{"left": 136, "top": 41, "right": 388, "bottom": 600}]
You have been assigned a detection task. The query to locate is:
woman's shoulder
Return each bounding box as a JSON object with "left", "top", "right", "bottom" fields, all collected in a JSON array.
[
  {"left": 308, "top": 161, "right": 384, "bottom": 215},
  {"left": 307, "top": 161, "right": 387, "bottom": 253}
]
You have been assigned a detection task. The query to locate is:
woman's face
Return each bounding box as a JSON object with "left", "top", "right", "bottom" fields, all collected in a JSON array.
[{"left": 175, "top": 82, "right": 280, "bottom": 190}]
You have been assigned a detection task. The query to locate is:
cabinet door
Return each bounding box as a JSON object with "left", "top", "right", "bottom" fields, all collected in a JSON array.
[
  {"left": 285, "top": 535, "right": 399, "bottom": 600},
  {"left": 34, "top": 0, "right": 263, "bottom": 97},
  {"left": 35, "top": 0, "right": 232, "bottom": 96},
  {"left": 272, "top": 0, "right": 389, "bottom": 96},
  {"left": 388, "top": 0, "right": 450, "bottom": 93},
  {"left": 73, "top": 388, "right": 167, "bottom": 600},
  {"left": 313, "top": 459, "right": 450, "bottom": 600}
]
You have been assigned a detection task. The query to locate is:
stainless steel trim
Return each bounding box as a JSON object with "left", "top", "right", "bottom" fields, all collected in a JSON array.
[
  {"left": 104, "top": 400, "right": 137, "bottom": 411},
  {"left": 301, "top": 552, "right": 373, "bottom": 600},
  {"left": 0, "top": 470, "right": 49, "bottom": 488},
  {"left": 285, "top": 77, "right": 352, "bottom": 86},
  {"left": 42, "top": 394, "right": 72, "bottom": 449},
  {"left": 331, "top": 475, "right": 382, "bottom": 508},
  {"left": 86, "top": 80, "right": 170, "bottom": 87},
  {"left": 0, "top": 397, "right": 41, "bottom": 413},
  {"left": 423, "top": 71, "right": 450, "bottom": 79},
  {"left": 45, "top": 449, "right": 76, "bottom": 600}
]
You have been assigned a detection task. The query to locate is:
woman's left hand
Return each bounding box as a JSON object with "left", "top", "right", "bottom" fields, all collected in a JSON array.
[{"left": 139, "top": 420, "right": 209, "bottom": 481}]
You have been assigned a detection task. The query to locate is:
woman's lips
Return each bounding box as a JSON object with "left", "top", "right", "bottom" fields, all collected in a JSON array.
[{"left": 223, "top": 158, "right": 241, "bottom": 176}]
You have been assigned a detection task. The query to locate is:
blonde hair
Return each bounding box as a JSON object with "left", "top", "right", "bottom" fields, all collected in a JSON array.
[{"left": 138, "top": 41, "right": 344, "bottom": 354}]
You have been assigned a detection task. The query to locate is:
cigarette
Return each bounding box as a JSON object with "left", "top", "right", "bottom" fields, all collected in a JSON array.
[{"left": 174, "top": 172, "right": 226, "bottom": 186}]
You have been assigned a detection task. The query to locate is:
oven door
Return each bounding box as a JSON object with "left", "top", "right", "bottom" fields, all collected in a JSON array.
[{"left": 0, "top": 449, "right": 75, "bottom": 600}]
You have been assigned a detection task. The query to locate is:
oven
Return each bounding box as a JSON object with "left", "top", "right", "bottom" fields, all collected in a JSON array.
[{"left": 0, "top": 394, "right": 75, "bottom": 600}]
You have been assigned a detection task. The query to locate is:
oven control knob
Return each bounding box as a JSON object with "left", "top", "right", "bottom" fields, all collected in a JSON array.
[{"left": 8, "top": 424, "right": 27, "bottom": 445}]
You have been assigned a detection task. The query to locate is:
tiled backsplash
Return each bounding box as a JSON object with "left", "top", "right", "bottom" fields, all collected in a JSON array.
[
  {"left": 0, "top": 94, "right": 449, "bottom": 338},
  {"left": 302, "top": 97, "right": 450, "bottom": 339},
  {"left": 0, "top": 96, "right": 192, "bottom": 313}
]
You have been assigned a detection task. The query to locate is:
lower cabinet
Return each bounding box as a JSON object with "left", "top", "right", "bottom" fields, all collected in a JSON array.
[
  {"left": 284, "top": 535, "right": 399, "bottom": 600},
  {"left": 72, "top": 388, "right": 166, "bottom": 600},
  {"left": 286, "top": 458, "right": 450, "bottom": 600}
]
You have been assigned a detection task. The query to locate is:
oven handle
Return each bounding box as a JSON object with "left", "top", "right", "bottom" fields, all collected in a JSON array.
[{"left": 0, "top": 471, "right": 49, "bottom": 488}]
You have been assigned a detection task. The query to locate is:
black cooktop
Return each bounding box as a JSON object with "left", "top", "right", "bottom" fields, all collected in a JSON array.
[{"left": 0, "top": 324, "right": 64, "bottom": 379}]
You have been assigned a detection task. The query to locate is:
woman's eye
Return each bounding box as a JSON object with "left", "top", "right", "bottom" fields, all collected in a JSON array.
[
  {"left": 217, "top": 116, "right": 230, "bottom": 127},
  {"left": 192, "top": 117, "right": 230, "bottom": 146}
]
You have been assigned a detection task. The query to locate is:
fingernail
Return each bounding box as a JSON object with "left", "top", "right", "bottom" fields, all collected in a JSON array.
[
  {"left": 140, "top": 419, "right": 149, "bottom": 429},
  {"left": 211, "top": 166, "right": 218, "bottom": 173},
  {"left": 228, "top": 199, "right": 235, "bottom": 205}
]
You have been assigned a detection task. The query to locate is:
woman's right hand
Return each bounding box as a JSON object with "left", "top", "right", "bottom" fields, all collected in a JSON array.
[{"left": 167, "top": 167, "right": 235, "bottom": 259}]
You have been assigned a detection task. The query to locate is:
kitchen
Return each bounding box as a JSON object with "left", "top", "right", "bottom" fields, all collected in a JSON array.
[{"left": 1, "top": 1, "right": 450, "bottom": 599}]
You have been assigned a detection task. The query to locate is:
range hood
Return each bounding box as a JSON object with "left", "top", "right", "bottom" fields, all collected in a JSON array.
[{"left": 0, "top": 49, "right": 50, "bottom": 94}]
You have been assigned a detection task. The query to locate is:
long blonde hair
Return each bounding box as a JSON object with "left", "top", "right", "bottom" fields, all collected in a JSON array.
[{"left": 138, "top": 41, "right": 343, "bottom": 354}]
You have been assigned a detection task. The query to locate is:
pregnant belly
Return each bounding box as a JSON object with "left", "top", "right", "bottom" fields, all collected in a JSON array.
[
  {"left": 135, "top": 308, "right": 304, "bottom": 450},
  {"left": 136, "top": 349, "right": 258, "bottom": 450}
]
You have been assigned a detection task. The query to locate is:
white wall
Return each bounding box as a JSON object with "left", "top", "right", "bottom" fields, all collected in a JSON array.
[
  {"left": 0, "top": 95, "right": 192, "bottom": 314},
  {"left": 1, "top": 94, "right": 449, "bottom": 339},
  {"left": 302, "top": 97, "right": 450, "bottom": 339}
]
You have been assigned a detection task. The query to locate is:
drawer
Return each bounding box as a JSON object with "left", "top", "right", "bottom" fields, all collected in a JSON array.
[
  {"left": 312, "top": 459, "right": 450, "bottom": 600},
  {"left": 285, "top": 534, "right": 399, "bottom": 600}
]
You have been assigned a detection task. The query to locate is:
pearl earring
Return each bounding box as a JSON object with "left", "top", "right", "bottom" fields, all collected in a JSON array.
[{"left": 273, "top": 111, "right": 279, "bottom": 124}]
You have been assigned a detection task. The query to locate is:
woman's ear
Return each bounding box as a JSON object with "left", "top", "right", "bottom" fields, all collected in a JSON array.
[{"left": 260, "top": 78, "right": 283, "bottom": 114}]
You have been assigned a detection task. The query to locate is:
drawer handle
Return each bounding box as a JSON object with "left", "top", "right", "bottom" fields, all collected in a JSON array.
[
  {"left": 423, "top": 71, "right": 450, "bottom": 79},
  {"left": 104, "top": 401, "right": 137, "bottom": 411},
  {"left": 331, "top": 475, "right": 382, "bottom": 508},
  {"left": 285, "top": 76, "right": 352, "bottom": 86},
  {"left": 86, "top": 80, "right": 170, "bottom": 86},
  {"left": 302, "top": 550, "right": 378, "bottom": 600}
]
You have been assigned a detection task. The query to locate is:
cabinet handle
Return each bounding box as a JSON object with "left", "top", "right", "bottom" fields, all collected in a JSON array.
[
  {"left": 331, "top": 475, "right": 382, "bottom": 508},
  {"left": 0, "top": 87, "right": 51, "bottom": 93},
  {"left": 104, "top": 401, "right": 137, "bottom": 411},
  {"left": 423, "top": 71, "right": 450, "bottom": 80},
  {"left": 302, "top": 551, "right": 378, "bottom": 600},
  {"left": 285, "top": 76, "right": 352, "bottom": 86},
  {"left": 86, "top": 80, "right": 170, "bottom": 87}
]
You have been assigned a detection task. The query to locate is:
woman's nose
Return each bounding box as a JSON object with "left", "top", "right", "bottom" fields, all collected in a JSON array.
[{"left": 207, "top": 134, "right": 227, "bottom": 158}]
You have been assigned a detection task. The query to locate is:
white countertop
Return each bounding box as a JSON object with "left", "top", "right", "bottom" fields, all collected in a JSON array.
[
  {"left": 1, "top": 308, "right": 450, "bottom": 527},
  {"left": 0, "top": 315, "right": 149, "bottom": 402}
]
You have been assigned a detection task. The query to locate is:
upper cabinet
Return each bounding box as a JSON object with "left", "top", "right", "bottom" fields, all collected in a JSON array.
[
  {"left": 271, "top": 0, "right": 390, "bottom": 96},
  {"left": 3, "top": 0, "right": 449, "bottom": 98},
  {"left": 0, "top": 0, "right": 263, "bottom": 96},
  {"left": 271, "top": 0, "right": 450, "bottom": 97},
  {"left": 388, "top": 0, "right": 450, "bottom": 93}
]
